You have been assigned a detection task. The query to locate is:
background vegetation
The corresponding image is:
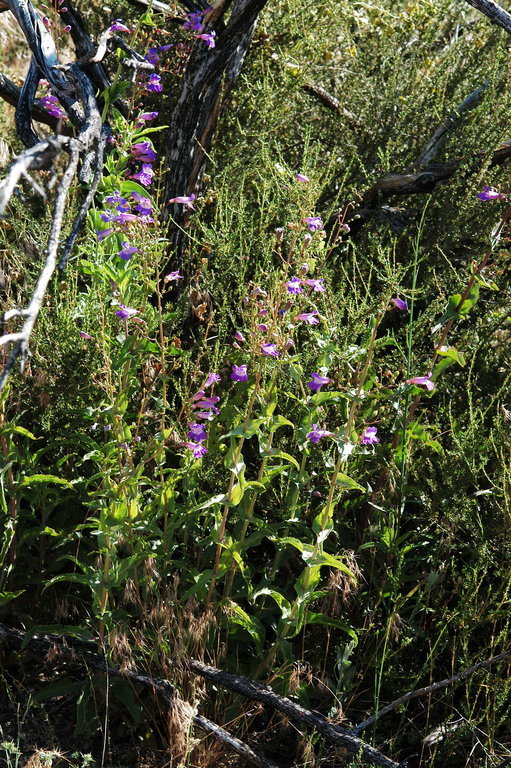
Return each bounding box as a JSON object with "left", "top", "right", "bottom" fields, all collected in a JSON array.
[{"left": 1, "top": 0, "right": 511, "bottom": 766}]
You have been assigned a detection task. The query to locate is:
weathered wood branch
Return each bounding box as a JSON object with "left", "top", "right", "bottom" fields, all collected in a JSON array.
[
  {"left": 0, "top": 0, "right": 111, "bottom": 385},
  {"left": 162, "top": 0, "right": 269, "bottom": 271},
  {"left": 354, "top": 648, "right": 511, "bottom": 733},
  {"left": 414, "top": 81, "right": 488, "bottom": 168},
  {"left": 0, "top": 624, "right": 283, "bottom": 768},
  {"left": 464, "top": 0, "right": 511, "bottom": 35},
  {"left": 0, "top": 71, "right": 68, "bottom": 131},
  {"left": 188, "top": 659, "right": 402, "bottom": 768},
  {"left": 358, "top": 139, "right": 511, "bottom": 211},
  {"left": 302, "top": 82, "right": 359, "bottom": 124}
]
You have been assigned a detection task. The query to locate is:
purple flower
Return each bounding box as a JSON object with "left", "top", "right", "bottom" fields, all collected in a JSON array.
[
  {"left": 204, "top": 372, "right": 221, "bottom": 387},
  {"left": 406, "top": 373, "right": 435, "bottom": 391},
  {"left": 195, "top": 31, "right": 216, "bottom": 48},
  {"left": 79, "top": 330, "right": 94, "bottom": 339},
  {"left": 261, "top": 342, "right": 278, "bottom": 357},
  {"left": 164, "top": 271, "right": 184, "bottom": 283},
  {"left": 167, "top": 193, "right": 195, "bottom": 209},
  {"left": 131, "top": 141, "right": 157, "bottom": 163},
  {"left": 295, "top": 173, "right": 310, "bottom": 182},
  {"left": 115, "top": 304, "right": 139, "bottom": 319},
  {"left": 40, "top": 93, "right": 65, "bottom": 119},
  {"left": 234, "top": 331, "right": 245, "bottom": 342},
  {"left": 196, "top": 410, "right": 216, "bottom": 420},
  {"left": 136, "top": 111, "right": 159, "bottom": 124},
  {"left": 477, "top": 186, "right": 506, "bottom": 201},
  {"left": 183, "top": 11, "right": 204, "bottom": 31},
  {"left": 110, "top": 19, "right": 131, "bottom": 33},
  {"left": 304, "top": 216, "right": 323, "bottom": 232},
  {"left": 145, "top": 74, "right": 163, "bottom": 93},
  {"left": 195, "top": 396, "right": 220, "bottom": 411},
  {"left": 131, "top": 192, "right": 153, "bottom": 216},
  {"left": 231, "top": 364, "right": 248, "bottom": 382},
  {"left": 96, "top": 228, "right": 114, "bottom": 241},
  {"left": 257, "top": 323, "right": 268, "bottom": 332},
  {"left": 129, "top": 163, "right": 154, "bottom": 187},
  {"left": 361, "top": 426, "right": 380, "bottom": 445},
  {"left": 392, "top": 297, "right": 408, "bottom": 311},
  {"left": 118, "top": 242, "right": 139, "bottom": 260},
  {"left": 145, "top": 47, "right": 160, "bottom": 66},
  {"left": 287, "top": 277, "right": 303, "bottom": 294},
  {"left": 105, "top": 191, "right": 130, "bottom": 212},
  {"left": 100, "top": 209, "right": 116, "bottom": 222},
  {"left": 184, "top": 441, "right": 208, "bottom": 458},
  {"left": 306, "top": 424, "right": 334, "bottom": 444},
  {"left": 307, "top": 372, "right": 332, "bottom": 392},
  {"left": 304, "top": 278, "right": 325, "bottom": 292},
  {"left": 188, "top": 422, "right": 207, "bottom": 441},
  {"left": 191, "top": 390, "right": 205, "bottom": 402},
  {"left": 295, "top": 311, "right": 319, "bottom": 325}
]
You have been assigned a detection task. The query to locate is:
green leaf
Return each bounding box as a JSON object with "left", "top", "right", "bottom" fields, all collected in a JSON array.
[
  {"left": 1, "top": 426, "right": 37, "bottom": 440},
  {"left": 253, "top": 587, "right": 292, "bottom": 616},
  {"left": 306, "top": 612, "right": 358, "bottom": 641},
  {"left": 436, "top": 345, "right": 466, "bottom": 367},
  {"left": 264, "top": 450, "right": 300, "bottom": 470},
  {"left": 268, "top": 415, "right": 294, "bottom": 432},
  {"left": 223, "top": 601, "right": 265, "bottom": 649},
  {"left": 336, "top": 473, "right": 365, "bottom": 492},
  {"left": 20, "top": 474, "right": 74, "bottom": 490},
  {"left": 224, "top": 418, "right": 267, "bottom": 438},
  {"left": 0, "top": 590, "right": 24, "bottom": 607}
]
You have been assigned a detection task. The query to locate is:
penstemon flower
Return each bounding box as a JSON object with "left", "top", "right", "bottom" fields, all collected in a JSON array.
[
  {"left": 406, "top": 373, "right": 435, "bottom": 391},
  {"left": 306, "top": 424, "right": 334, "bottom": 444},
  {"left": 231, "top": 364, "right": 248, "bottom": 382},
  {"left": 307, "top": 372, "right": 331, "bottom": 392},
  {"left": 361, "top": 426, "right": 380, "bottom": 445}
]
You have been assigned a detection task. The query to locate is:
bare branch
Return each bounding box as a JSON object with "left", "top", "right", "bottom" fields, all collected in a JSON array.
[
  {"left": 0, "top": 624, "right": 284, "bottom": 768},
  {"left": 414, "top": 81, "right": 488, "bottom": 167},
  {"left": 0, "top": 140, "right": 80, "bottom": 388},
  {"left": 354, "top": 648, "right": 511, "bottom": 733},
  {"left": 188, "top": 659, "right": 401, "bottom": 768},
  {"left": 464, "top": 0, "right": 511, "bottom": 35}
]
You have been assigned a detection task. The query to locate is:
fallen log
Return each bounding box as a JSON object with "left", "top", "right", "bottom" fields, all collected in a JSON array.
[
  {"left": 188, "top": 659, "right": 402, "bottom": 768},
  {"left": 0, "top": 623, "right": 284, "bottom": 768}
]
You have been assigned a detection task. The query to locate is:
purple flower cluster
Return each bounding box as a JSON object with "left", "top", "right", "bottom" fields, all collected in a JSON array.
[
  {"left": 307, "top": 372, "right": 331, "bottom": 392},
  {"left": 97, "top": 188, "right": 156, "bottom": 263},
  {"left": 361, "top": 426, "right": 380, "bottom": 445},
  {"left": 304, "top": 216, "right": 323, "bottom": 232},
  {"left": 128, "top": 140, "right": 158, "bottom": 188},
  {"left": 286, "top": 276, "right": 325, "bottom": 294},
  {"left": 183, "top": 7, "right": 216, "bottom": 47},
  {"left": 110, "top": 19, "right": 131, "bottom": 33},
  {"left": 184, "top": 372, "right": 222, "bottom": 457},
  {"left": 40, "top": 91, "right": 66, "bottom": 120}
]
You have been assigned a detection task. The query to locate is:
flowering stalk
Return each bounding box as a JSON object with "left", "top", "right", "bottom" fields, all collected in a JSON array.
[{"left": 205, "top": 365, "right": 263, "bottom": 608}]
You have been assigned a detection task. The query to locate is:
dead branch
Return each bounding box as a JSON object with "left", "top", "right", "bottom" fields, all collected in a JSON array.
[
  {"left": 0, "top": 624, "right": 283, "bottom": 768},
  {"left": 302, "top": 82, "right": 359, "bottom": 124},
  {"left": 354, "top": 648, "right": 511, "bottom": 733},
  {"left": 162, "top": 0, "right": 269, "bottom": 272},
  {"left": 414, "top": 81, "right": 488, "bottom": 168},
  {"left": 357, "top": 139, "right": 511, "bottom": 211},
  {"left": 0, "top": 71, "right": 68, "bottom": 131},
  {"left": 188, "top": 659, "right": 401, "bottom": 768},
  {"left": 0, "top": 139, "right": 80, "bottom": 387},
  {"left": 464, "top": 0, "right": 511, "bottom": 35}
]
